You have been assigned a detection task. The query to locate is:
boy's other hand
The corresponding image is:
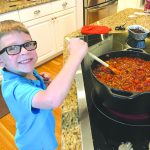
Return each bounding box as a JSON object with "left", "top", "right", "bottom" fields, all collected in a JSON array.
[{"left": 39, "top": 72, "right": 52, "bottom": 87}]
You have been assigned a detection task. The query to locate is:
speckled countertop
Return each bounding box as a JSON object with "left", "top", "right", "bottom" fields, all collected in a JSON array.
[
  {"left": 0, "top": 0, "right": 57, "bottom": 14},
  {"left": 61, "top": 8, "right": 150, "bottom": 150}
]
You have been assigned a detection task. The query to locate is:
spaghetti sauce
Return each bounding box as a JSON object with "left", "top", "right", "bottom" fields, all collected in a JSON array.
[{"left": 93, "top": 57, "right": 150, "bottom": 92}]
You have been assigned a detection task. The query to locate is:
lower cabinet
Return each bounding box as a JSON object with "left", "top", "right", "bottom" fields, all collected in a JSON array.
[
  {"left": 24, "top": 15, "right": 57, "bottom": 66},
  {"left": 0, "top": 1, "right": 77, "bottom": 82},
  {"left": 52, "top": 8, "right": 76, "bottom": 53},
  {"left": 0, "top": 1, "right": 77, "bottom": 67},
  {"left": 23, "top": 7, "right": 76, "bottom": 66}
]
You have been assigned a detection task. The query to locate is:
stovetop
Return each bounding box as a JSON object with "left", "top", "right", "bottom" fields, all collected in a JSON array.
[{"left": 75, "top": 33, "right": 150, "bottom": 150}]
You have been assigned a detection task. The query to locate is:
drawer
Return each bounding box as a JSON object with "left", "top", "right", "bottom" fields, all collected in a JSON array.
[
  {"left": 62, "top": 0, "right": 76, "bottom": 9},
  {"left": 0, "top": 11, "right": 20, "bottom": 22},
  {"left": 18, "top": 0, "right": 76, "bottom": 22},
  {"left": 51, "top": 0, "right": 76, "bottom": 13},
  {"left": 50, "top": 0, "right": 65, "bottom": 13},
  {"left": 19, "top": 2, "right": 53, "bottom": 22}
]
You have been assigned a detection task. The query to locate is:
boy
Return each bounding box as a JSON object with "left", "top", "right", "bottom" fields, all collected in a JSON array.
[{"left": 0, "top": 20, "right": 88, "bottom": 150}]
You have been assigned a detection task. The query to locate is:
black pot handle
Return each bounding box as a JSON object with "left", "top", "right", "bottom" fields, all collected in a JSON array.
[
  {"left": 106, "top": 86, "right": 141, "bottom": 99},
  {"left": 126, "top": 48, "right": 146, "bottom": 53}
]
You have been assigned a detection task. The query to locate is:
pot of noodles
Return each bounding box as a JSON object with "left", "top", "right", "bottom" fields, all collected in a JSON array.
[{"left": 91, "top": 48, "right": 150, "bottom": 114}]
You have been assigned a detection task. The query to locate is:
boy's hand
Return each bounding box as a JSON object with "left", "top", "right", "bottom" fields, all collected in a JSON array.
[
  {"left": 67, "top": 38, "right": 88, "bottom": 60},
  {"left": 39, "top": 72, "right": 52, "bottom": 87}
]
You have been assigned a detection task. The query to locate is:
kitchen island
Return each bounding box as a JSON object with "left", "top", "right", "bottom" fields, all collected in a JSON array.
[{"left": 61, "top": 8, "right": 150, "bottom": 150}]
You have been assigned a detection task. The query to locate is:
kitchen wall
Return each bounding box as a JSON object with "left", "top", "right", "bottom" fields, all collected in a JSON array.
[
  {"left": 76, "top": 0, "right": 84, "bottom": 29},
  {"left": 117, "top": 0, "right": 145, "bottom": 12}
]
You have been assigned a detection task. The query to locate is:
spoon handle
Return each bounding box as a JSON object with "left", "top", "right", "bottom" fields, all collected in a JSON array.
[{"left": 88, "top": 52, "right": 109, "bottom": 67}]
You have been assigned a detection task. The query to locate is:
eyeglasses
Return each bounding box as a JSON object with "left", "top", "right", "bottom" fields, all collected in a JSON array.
[{"left": 0, "top": 41, "right": 37, "bottom": 55}]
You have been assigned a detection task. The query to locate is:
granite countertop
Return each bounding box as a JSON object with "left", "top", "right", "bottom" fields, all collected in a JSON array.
[
  {"left": 1, "top": 2, "right": 150, "bottom": 148},
  {"left": 0, "top": 0, "right": 57, "bottom": 14},
  {"left": 61, "top": 8, "right": 150, "bottom": 150}
]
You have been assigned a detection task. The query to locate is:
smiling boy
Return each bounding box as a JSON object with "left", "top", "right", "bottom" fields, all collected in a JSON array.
[{"left": 0, "top": 20, "right": 88, "bottom": 150}]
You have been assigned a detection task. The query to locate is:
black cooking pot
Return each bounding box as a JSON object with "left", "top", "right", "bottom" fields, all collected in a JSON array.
[{"left": 91, "top": 48, "right": 150, "bottom": 114}]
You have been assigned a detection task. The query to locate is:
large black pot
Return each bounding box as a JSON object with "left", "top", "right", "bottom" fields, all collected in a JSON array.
[{"left": 91, "top": 48, "right": 150, "bottom": 114}]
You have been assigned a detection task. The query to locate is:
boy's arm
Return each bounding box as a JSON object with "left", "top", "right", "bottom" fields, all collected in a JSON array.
[{"left": 32, "top": 38, "right": 88, "bottom": 109}]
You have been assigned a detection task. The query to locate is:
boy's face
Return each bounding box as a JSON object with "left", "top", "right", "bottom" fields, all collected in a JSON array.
[{"left": 0, "top": 31, "right": 38, "bottom": 75}]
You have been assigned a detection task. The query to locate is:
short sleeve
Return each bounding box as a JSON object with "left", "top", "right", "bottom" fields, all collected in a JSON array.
[{"left": 13, "top": 81, "right": 43, "bottom": 113}]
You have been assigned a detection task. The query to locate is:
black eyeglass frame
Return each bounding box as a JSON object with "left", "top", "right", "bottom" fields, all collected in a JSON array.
[{"left": 0, "top": 41, "right": 37, "bottom": 55}]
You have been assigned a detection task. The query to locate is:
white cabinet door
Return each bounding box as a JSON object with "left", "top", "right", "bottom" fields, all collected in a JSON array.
[
  {"left": 24, "top": 15, "right": 56, "bottom": 65},
  {"left": 53, "top": 8, "right": 76, "bottom": 52},
  {"left": 21, "top": 7, "right": 76, "bottom": 66},
  {"left": 18, "top": 1, "right": 76, "bottom": 66}
]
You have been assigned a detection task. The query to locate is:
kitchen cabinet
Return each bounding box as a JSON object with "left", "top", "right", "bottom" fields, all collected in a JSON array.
[
  {"left": 18, "top": 0, "right": 76, "bottom": 66},
  {"left": 0, "top": 10, "right": 20, "bottom": 22},
  {"left": 117, "top": 0, "right": 145, "bottom": 12},
  {"left": 23, "top": 15, "right": 57, "bottom": 66},
  {"left": 18, "top": 1, "right": 57, "bottom": 66},
  {"left": 0, "top": 0, "right": 77, "bottom": 82},
  {"left": 22, "top": 7, "right": 76, "bottom": 66},
  {"left": 52, "top": 8, "right": 76, "bottom": 53}
]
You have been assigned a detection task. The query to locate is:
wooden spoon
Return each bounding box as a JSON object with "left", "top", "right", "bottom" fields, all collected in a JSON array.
[{"left": 88, "top": 52, "right": 121, "bottom": 74}]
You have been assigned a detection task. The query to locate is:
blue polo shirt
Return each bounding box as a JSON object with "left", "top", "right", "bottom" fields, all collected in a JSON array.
[{"left": 1, "top": 69, "right": 58, "bottom": 150}]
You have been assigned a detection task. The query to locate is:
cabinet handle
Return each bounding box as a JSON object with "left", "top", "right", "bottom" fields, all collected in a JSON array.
[
  {"left": 62, "top": 2, "right": 68, "bottom": 7},
  {"left": 34, "top": 10, "right": 41, "bottom": 15},
  {"left": 51, "top": 17, "right": 57, "bottom": 20}
]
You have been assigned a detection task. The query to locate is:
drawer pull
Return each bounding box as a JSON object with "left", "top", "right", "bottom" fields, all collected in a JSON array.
[
  {"left": 62, "top": 2, "right": 68, "bottom": 7},
  {"left": 34, "top": 10, "right": 41, "bottom": 15},
  {"left": 51, "top": 17, "right": 57, "bottom": 20}
]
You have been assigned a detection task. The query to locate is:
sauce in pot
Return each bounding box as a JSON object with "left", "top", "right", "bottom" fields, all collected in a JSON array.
[{"left": 93, "top": 57, "right": 150, "bottom": 92}]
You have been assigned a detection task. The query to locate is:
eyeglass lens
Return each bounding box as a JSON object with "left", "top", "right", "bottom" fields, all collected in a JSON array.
[{"left": 7, "top": 41, "right": 37, "bottom": 55}]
